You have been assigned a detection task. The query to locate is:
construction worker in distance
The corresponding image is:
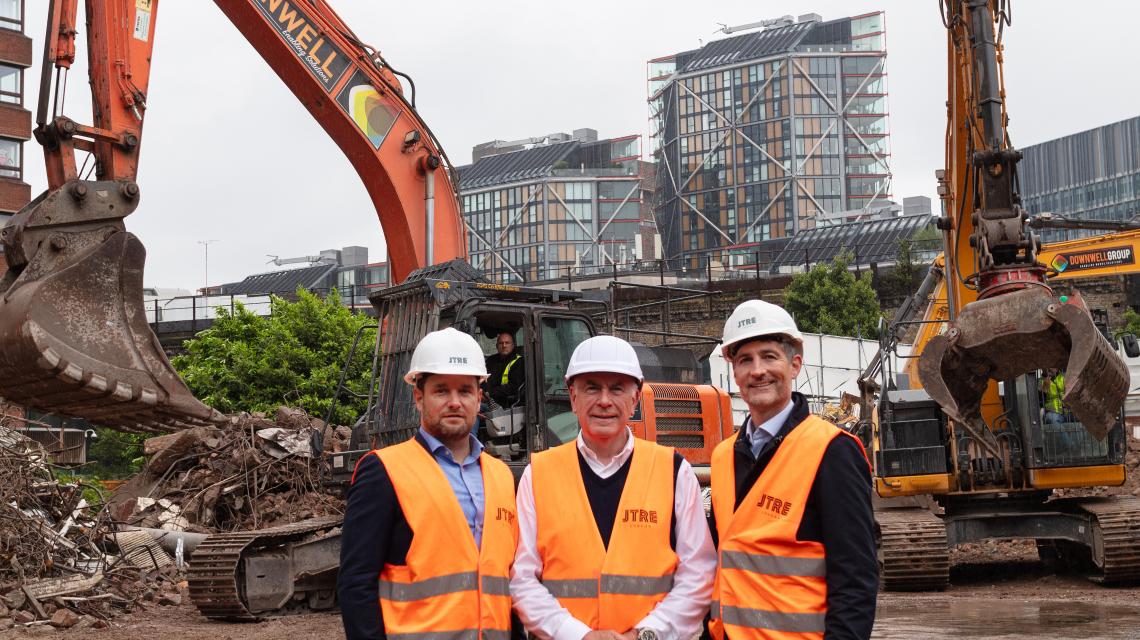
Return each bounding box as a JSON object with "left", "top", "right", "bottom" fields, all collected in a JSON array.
[
  {"left": 485, "top": 331, "right": 525, "bottom": 407},
  {"left": 708, "top": 300, "right": 877, "bottom": 640},
  {"left": 511, "top": 335, "right": 716, "bottom": 640},
  {"left": 338, "top": 327, "right": 518, "bottom": 640}
]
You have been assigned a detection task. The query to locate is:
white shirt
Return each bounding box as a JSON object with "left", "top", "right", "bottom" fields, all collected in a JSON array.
[
  {"left": 744, "top": 398, "right": 795, "bottom": 459},
  {"left": 510, "top": 428, "right": 716, "bottom": 640}
]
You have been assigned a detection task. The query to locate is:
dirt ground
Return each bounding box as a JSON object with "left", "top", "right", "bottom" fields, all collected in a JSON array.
[
  {"left": 5, "top": 437, "right": 1138, "bottom": 638},
  {"left": 2, "top": 553, "right": 1137, "bottom": 639}
]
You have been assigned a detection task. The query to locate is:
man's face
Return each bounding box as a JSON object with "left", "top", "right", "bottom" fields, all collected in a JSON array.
[
  {"left": 496, "top": 333, "right": 515, "bottom": 357},
  {"left": 413, "top": 374, "right": 482, "bottom": 441},
  {"left": 731, "top": 338, "right": 802, "bottom": 417},
  {"left": 569, "top": 372, "right": 641, "bottom": 443}
]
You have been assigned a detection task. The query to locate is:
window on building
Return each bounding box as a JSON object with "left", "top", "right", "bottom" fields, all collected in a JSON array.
[
  {"left": 0, "top": 137, "right": 19, "bottom": 179},
  {"left": 0, "top": 0, "right": 19, "bottom": 30},
  {"left": 0, "top": 64, "right": 19, "bottom": 104}
]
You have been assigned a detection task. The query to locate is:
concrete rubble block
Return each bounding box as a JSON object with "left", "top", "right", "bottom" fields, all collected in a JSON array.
[
  {"left": 13, "top": 610, "right": 35, "bottom": 624},
  {"left": 48, "top": 608, "right": 79, "bottom": 628},
  {"left": 145, "top": 426, "right": 224, "bottom": 474},
  {"left": 23, "top": 572, "right": 105, "bottom": 601},
  {"left": 275, "top": 406, "right": 312, "bottom": 430}
]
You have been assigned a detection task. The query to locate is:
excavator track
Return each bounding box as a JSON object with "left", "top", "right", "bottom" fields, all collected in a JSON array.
[
  {"left": 188, "top": 516, "right": 342, "bottom": 621},
  {"left": 1077, "top": 497, "right": 1140, "bottom": 584},
  {"left": 876, "top": 508, "right": 950, "bottom": 591}
]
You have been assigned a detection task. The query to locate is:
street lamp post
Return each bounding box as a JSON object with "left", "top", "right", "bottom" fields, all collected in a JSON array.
[{"left": 198, "top": 240, "right": 218, "bottom": 294}]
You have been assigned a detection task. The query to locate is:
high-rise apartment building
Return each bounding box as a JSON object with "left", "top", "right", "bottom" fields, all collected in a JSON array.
[
  {"left": 457, "top": 130, "right": 652, "bottom": 284},
  {"left": 1020, "top": 116, "right": 1140, "bottom": 244},
  {"left": 649, "top": 12, "right": 891, "bottom": 267},
  {"left": 0, "top": 0, "right": 32, "bottom": 272}
]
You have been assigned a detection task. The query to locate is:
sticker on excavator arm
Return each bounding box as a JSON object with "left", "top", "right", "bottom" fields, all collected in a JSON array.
[{"left": 133, "top": 4, "right": 151, "bottom": 42}]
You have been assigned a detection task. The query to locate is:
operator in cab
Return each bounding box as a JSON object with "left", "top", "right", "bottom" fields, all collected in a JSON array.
[
  {"left": 338, "top": 328, "right": 518, "bottom": 640},
  {"left": 511, "top": 335, "right": 715, "bottom": 640},
  {"left": 708, "top": 300, "right": 877, "bottom": 640},
  {"left": 485, "top": 331, "right": 525, "bottom": 408}
]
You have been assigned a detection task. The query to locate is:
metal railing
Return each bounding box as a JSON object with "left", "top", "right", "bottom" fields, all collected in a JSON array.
[
  {"left": 145, "top": 286, "right": 376, "bottom": 334},
  {"left": 488, "top": 237, "right": 940, "bottom": 289}
]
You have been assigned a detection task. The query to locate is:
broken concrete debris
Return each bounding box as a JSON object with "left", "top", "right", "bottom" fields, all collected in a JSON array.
[{"left": 0, "top": 406, "right": 348, "bottom": 629}]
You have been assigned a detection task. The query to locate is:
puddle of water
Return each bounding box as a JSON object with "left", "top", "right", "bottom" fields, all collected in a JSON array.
[{"left": 874, "top": 598, "right": 1140, "bottom": 639}]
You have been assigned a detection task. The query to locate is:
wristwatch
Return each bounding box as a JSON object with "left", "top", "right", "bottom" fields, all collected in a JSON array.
[{"left": 636, "top": 628, "right": 658, "bottom": 640}]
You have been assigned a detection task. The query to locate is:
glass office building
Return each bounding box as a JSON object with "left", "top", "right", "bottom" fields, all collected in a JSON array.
[
  {"left": 457, "top": 131, "right": 650, "bottom": 284},
  {"left": 649, "top": 12, "right": 891, "bottom": 267},
  {"left": 1020, "top": 116, "right": 1140, "bottom": 243}
]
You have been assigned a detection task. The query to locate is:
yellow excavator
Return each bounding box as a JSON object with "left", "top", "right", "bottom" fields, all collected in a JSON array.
[{"left": 859, "top": 0, "right": 1140, "bottom": 590}]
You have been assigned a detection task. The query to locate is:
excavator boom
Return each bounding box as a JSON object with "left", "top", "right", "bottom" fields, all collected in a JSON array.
[
  {"left": 916, "top": 0, "right": 1127, "bottom": 439},
  {"left": 0, "top": 0, "right": 466, "bottom": 432}
]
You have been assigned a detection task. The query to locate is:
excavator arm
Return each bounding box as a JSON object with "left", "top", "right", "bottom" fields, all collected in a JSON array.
[
  {"left": 915, "top": 0, "right": 1128, "bottom": 441},
  {"left": 0, "top": 0, "right": 466, "bottom": 432}
]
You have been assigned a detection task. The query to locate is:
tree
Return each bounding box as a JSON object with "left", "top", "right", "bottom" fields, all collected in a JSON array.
[
  {"left": 172, "top": 289, "right": 377, "bottom": 425},
  {"left": 1123, "top": 308, "right": 1140, "bottom": 336},
  {"left": 879, "top": 225, "right": 942, "bottom": 305},
  {"left": 783, "top": 253, "right": 882, "bottom": 339}
]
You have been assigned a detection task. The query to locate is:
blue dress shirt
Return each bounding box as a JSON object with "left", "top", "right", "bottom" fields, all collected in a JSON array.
[{"left": 417, "top": 427, "right": 486, "bottom": 548}]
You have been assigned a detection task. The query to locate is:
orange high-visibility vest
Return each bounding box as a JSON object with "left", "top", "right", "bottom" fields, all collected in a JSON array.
[
  {"left": 708, "top": 415, "right": 868, "bottom": 640},
  {"left": 373, "top": 439, "right": 517, "bottom": 640},
  {"left": 532, "top": 438, "right": 678, "bottom": 632}
]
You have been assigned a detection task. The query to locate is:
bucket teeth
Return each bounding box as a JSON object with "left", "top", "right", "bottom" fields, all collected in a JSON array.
[
  {"left": 0, "top": 222, "right": 222, "bottom": 433},
  {"left": 917, "top": 286, "right": 1128, "bottom": 440}
]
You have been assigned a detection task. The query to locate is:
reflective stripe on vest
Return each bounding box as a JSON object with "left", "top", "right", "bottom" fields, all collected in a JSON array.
[
  {"left": 708, "top": 415, "right": 869, "bottom": 640},
  {"left": 533, "top": 438, "right": 679, "bottom": 631},
  {"left": 501, "top": 354, "right": 521, "bottom": 385},
  {"left": 387, "top": 631, "right": 512, "bottom": 640},
  {"left": 374, "top": 440, "right": 518, "bottom": 637}
]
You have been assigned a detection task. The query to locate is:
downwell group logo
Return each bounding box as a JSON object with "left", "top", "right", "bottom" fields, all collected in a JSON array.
[{"left": 1050, "top": 246, "right": 1134, "bottom": 274}]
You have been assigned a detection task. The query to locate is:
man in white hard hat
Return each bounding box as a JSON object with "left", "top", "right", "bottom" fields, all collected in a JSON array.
[
  {"left": 511, "top": 335, "right": 715, "bottom": 640},
  {"left": 339, "top": 328, "right": 518, "bottom": 640},
  {"left": 707, "top": 300, "right": 877, "bottom": 640}
]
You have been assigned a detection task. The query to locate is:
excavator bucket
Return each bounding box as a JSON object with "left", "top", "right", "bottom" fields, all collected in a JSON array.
[
  {"left": 0, "top": 182, "right": 224, "bottom": 433},
  {"left": 917, "top": 286, "right": 1128, "bottom": 440}
]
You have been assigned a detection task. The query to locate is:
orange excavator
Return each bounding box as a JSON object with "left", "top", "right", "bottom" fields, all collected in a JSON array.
[
  {"left": 0, "top": 0, "right": 734, "bottom": 619},
  {"left": 0, "top": 0, "right": 466, "bottom": 434}
]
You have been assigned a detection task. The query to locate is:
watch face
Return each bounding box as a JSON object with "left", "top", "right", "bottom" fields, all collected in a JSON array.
[{"left": 637, "top": 629, "right": 658, "bottom": 640}]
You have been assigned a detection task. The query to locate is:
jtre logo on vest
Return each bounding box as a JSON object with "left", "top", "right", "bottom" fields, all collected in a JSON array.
[
  {"left": 621, "top": 508, "right": 660, "bottom": 526},
  {"left": 756, "top": 493, "right": 792, "bottom": 518},
  {"left": 495, "top": 506, "right": 516, "bottom": 525}
]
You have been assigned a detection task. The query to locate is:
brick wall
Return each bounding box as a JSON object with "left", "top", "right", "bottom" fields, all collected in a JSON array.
[
  {"left": 0, "top": 104, "right": 30, "bottom": 139},
  {"left": 0, "top": 29, "right": 32, "bottom": 67},
  {"left": 0, "top": 178, "right": 29, "bottom": 213}
]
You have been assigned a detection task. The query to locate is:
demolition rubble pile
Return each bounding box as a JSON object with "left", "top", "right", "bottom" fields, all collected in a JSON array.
[
  {"left": 0, "top": 407, "right": 349, "bottom": 630},
  {"left": 108, "top": 406, "right": 349, "bottom": 533},
  {"left": 0, "top": 424, "right": 180, "bottom": 631}
]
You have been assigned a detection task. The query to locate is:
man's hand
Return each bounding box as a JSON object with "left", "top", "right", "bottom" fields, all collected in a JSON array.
[
  {"left": 619, "top": 630, "right": 637, "bottom": 640},
  {"left": 582, "top": 631, "right": 625, "bottom": 640}
]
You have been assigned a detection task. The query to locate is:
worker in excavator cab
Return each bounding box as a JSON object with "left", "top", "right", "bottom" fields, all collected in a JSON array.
[
  {"left": 338, "top": 328, "right": 518, "bottom": 640},
  {"left": 1040, "top": 368, "right": 1067, "bottom": 425},
  {"left": 708, "top": 300, "right": 877, "bottom": 640},
  {"left": 485, "top": 331, "right": 526, "bottom": 408},
  {"left": 511, "top": 335, "right": 716, "bottom": 640}
]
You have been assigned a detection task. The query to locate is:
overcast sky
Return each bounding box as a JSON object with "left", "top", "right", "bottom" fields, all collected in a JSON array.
[{"left": 19, "top": 1, "right": 1140, "bottom": 290}]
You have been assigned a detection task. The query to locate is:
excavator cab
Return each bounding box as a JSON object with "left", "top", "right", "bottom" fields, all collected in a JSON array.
[{"left": 326, "top": 260, "right": 734, "bottom": 485}]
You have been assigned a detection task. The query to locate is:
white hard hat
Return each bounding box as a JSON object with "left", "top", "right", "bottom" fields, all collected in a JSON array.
[
  {"left": 564, "top": 335, "right": 644, "bottom": 383},
  {"left": 721, "top": 299, "right": 803, "bottom": 358},
  {"left": 404, "top": 327, "right": 489, "bottom": 385}
]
